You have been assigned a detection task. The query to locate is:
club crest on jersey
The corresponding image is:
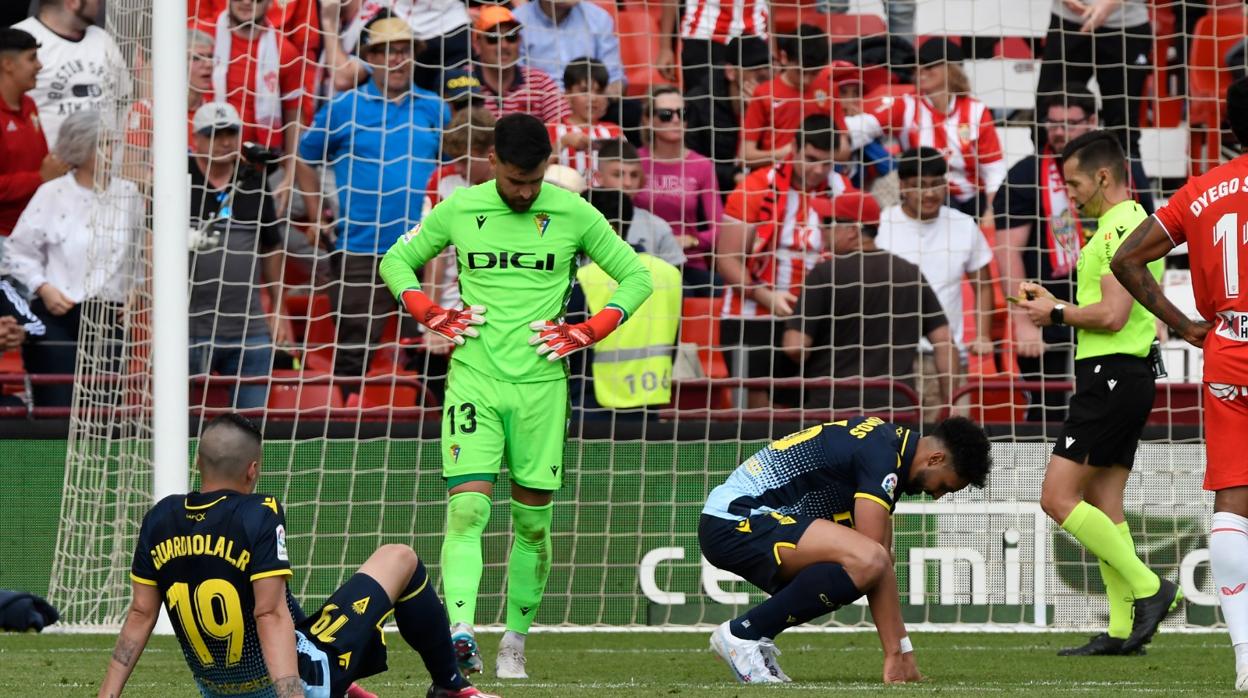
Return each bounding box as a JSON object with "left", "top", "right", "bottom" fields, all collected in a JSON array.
[
  {"left": 881, "top": 473, "right": 898, "bottom": 499},
  {"left": 957, "top": 123, "right": 972, "bottom": 147},
  {"left": 401, "top": 223, "right": 421, "bottom": 244},
  {"left": 533, "top": 213, "right": 551, "bottom": 238},
  {"left": 450, "top": 443, "right": 461, "bottom": 462}
]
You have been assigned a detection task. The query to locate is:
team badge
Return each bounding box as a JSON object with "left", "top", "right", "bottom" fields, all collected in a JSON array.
[
  {"left": 450, "top": 443, "right": 461, "bottom": 462},
  {"left": 275, "top": 525, "right": 288, "bottom": 561},
  {"left": 401, "top": 223, "right": 422, "bottom": 244},
  {"left": 814, "top": 89, "right": 828, "bottom": 107},
  {"left": 957, "top": 123, "right": 972, "bottom": 147},
  {"left": 881, "top": 473, "right": 898, "bottom": 499},
  {"left": 533, "top": 213, "right": 551, "bottom": 237}
]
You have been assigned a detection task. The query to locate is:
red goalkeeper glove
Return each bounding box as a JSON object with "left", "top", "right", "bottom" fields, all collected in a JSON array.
[
  {"left": 400, "top": 289, "right": 486, "bottom": 346},
  {"left": 529, "top": 307, "right": 624, "bottom": 361}
]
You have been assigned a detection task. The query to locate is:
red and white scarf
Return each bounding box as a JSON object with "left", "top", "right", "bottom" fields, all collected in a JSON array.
[
  {"left": 212, "top": 11, "right": 281, "bottom": 130},
  {"left": 1038, "top": 149, "right": 1082, "bottom": 278}
]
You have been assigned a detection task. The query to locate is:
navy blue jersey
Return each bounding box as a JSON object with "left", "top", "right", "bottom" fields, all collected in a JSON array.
[
  {"left": 130, "top": 490, "right": 294, "bottom": 697},
  {"left": 702, "top": 417, "right": 916, "bottom": 526}
]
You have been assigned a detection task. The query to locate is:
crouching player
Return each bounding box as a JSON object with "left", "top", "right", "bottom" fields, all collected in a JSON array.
[
  {"left": 701, "top": 416, "right": 992, "bottom": 684},
  {"left": 98, "top": 414, "right": 499, "bottom": 698}
]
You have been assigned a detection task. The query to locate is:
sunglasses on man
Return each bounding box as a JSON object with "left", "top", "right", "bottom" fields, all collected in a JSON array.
[{"left": 482, "top": 32, "right": 520, "bottom": 45}]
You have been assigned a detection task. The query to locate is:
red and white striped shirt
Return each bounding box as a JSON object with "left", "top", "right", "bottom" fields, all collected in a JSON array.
[
  {"left": 476, "top": 66, "right": 571, "bottom": 125},
  {"left": 680, "top": 0, "right": 769, "bottom": 43},
  {"left": 547, "top": 120, "right": 622, "bottom": 180},
  {"left": 845, "top": 94, "right": 1006, "bottom": 204},
  {"left": 721, "top": 162, "right": 845, "bottom": 318}
]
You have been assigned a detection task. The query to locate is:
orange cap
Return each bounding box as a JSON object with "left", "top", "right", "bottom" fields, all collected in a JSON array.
[{"left": 475, "top": 5, "right": 520, "bottom": 32}]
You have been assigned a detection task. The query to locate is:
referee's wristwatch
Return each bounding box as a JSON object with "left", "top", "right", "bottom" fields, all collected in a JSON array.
[{"left": 1050, "top": 303, "right": 1067, "bottom": 326}]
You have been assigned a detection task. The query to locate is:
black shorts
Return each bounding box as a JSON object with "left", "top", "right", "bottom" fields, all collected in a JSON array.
[
  {"left": 699, "top": 512, "right": 817, "bottom": 595},
  {"left": 1052, "top": 354, "right": 1155, "bottom": 468},
  {"left": 296, "top": 573, "right": 393, "bottom": 696}
]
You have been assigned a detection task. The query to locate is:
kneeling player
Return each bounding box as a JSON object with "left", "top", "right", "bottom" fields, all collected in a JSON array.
[
  {"left": 98, "top": 414, "right": 499, "bottom": 698},
  {"left": 700, "top": 416, "right": 991, "bottom": 684}
]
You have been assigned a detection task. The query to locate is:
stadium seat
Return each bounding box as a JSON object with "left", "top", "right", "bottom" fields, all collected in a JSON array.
[
  {"left": 617, "top": 9, "right": 675, "bottom": 96},
  {"left": 287, "top": 293, "right": 336, "bottom": 373},
  {"left": 266, "top": 369, "right": 344, "bottom": 414},
  {"left": 950, "top": 380, "right": 1032, "bottom": 425},
  {"left": 771, "top": 6, "right": 886, "bottom": 41},
  {"left": 675, "top": 296, "right": 733, "bottom": 410},
  {"left": 1149, "top": 383, "right": 1201, "bottom": 425},
  {"left": 346, "top": 368, "right": 434, "bottom": 412},
  {"left": 1188, "top": 9, "right": 1248, "bottom": 173}
]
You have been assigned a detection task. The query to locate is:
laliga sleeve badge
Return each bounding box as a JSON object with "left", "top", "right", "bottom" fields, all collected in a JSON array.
[
  {"left": 275, "top": 524, "right": 288, "bottom": 561},
  {"left": 881, "top": 473, "right": 898, "bottom": 499}
]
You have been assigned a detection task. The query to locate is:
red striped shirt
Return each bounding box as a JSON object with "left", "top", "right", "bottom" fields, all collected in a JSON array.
[
  {"left": 859, "top": 94, "right": 1006, "bottom": 203},
  {"left": 476, "top": 67, "right": 571, "bottom": 125},
  {"left": 681, "top": 0, "right": 769, "bottom": 43},
  {"left": 547, "top": 120, "right": 622, "bottom": 180}
]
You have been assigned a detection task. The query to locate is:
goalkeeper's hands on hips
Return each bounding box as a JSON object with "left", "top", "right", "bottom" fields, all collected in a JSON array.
[
  {"left": 400, "top": 289, "right": 486, "bottom": 346},
  {"left": 529, "top": 307, "right": 624, "bottom": 361}
]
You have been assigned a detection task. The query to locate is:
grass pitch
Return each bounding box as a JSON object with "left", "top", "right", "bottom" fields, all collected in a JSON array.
[{"left": 0, "top": 631, "right": 1235, "bottom": 696}]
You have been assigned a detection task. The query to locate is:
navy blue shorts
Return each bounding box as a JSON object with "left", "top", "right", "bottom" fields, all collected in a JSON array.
[
  {"left": 296, "top": 573, "right": 393, "bottom": 696},
  {"left": 698, "top": 512, "right": 818, "bottom": 595}
]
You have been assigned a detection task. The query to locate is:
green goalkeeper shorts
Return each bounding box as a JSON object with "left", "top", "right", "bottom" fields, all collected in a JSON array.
[{"left": 441, "top": 360, "right": 569, "bottom": 491}]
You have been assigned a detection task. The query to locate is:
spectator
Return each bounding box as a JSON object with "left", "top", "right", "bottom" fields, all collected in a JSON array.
[
  {"left": 0, "top": 278, "right": 43, "bottom": 407},
  {"left": 123, "top": 28, "right": 216, "bottom": 156},
  {"left": 1035, "top": 0, "right": 1151, "bottom": 161},
  {"left": 470, "top": 5, "right": 570, "bottom": 124},
  {"left": 843, "top": 38, "right": 1006, "bottom": 219},
  {"left": 684, "top": 35, "right": 772, "bottom": 195},
  {"left": 512, "top": 0, "right": 625, "bottom": 97},
  {"left": 717, "top": 114, "right": 837, "bottom": 408},
  {"left": 191, "top": 0, "right": 321, "bottom": 69},
  {"left": 440, "top": 66, "right": 485, "bottom": 114},
  {"left": 876, "top": 147, "right": 997, "bottom": 422},
  {"left": 576, "top": 187, "right": 682, "bottom": 411},
  {"left": 548, "top": 57, "right": 621, "bottom": 179},
  {"left": 741, "top": 24, "right": 843, "bottom": 171},
  {"left": 186, "top": 102, "right": 286, "bottom": 410},
  {"left": 7, "top": 110, "right": 139, "bottom": 408},
  {"left": 593, "top": 138, "right": 687, "bottom": 269},
  {"left": 783, "top": 191, "right": 953, "bottom": 412},
  {"left": 824, "top": 60, "right": 894, "bottom": 192},
  {"left": 657, "top": 0, "right": 769, "bottom": 95},
  {"left": 298, "top": 17, "right": 449, "bottom": 385},
  {"left": 320, "top": 0, "right": 472, "bottom": 96},
  {"left": 14, "top": 0, "right": 131, "bottom": 149},
  {"left": 0, "top": 28, "right": 68, "bottom": 255},
  {"left": 635, "top": 85, "right": 723, "bottom": 294}
]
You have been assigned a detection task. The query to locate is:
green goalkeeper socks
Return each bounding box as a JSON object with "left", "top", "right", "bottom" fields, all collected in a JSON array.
[
  {"left": 1062, "top": 501, "right": 1159, "bottom": 599},
  {"left": 441, "top": 491, "right": 492, "bottom": 627},
  {"left": 1100, "top": 521, "right": 1136, "bottom": 640},
  {"left": 506, "top": 499, "right": 553, "bottom": 634}
]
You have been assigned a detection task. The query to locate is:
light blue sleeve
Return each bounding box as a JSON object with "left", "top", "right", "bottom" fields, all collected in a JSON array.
[
  {"left": 594, "top": 8, "right": 626, "bottom": 86},
  {"left": 297, "top": 96, "right": 334, "bottom": 163}
]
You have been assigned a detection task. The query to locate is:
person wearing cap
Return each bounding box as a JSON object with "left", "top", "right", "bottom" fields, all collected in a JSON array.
[
  {"left": 298, "top": 15, "right": 450, "bottom": 387},
  {"left": 820, "top": 60, "right": 895, "bottom": 191},
  {"left": 0, "top": 27, "right": 68, "bottom": 249},
  {"left": 470, "top": 5, "right": 571, "bottom": 125},
  {"left": 876, "top": 146, "right": 999, "bottom": 421},
  {"left": 184, "top": 101, "right": 289, "bottom": 410},
  {"left": 511, "top": 0, "right": 625, "bottom": 98},
  {"left": 441, "top": 68, "right": 485, "bottom": 113},
  {"left": 843, "top": 38, "right": 1006, "bottom": 220},
  {"left": 684, "top": 34, "right": 773, "bottom": 195},
  {"left": 742, "top": 24, "right": 848, "bottom": 171},
  {"left": 7, "top": 110, "right": 141, "bottom": 408},
  {"left": 656, "top": 0, "right": 769, "bottom": 95},
  {"left": 783, "top": 191, "right": 955, "bottom": 412}
]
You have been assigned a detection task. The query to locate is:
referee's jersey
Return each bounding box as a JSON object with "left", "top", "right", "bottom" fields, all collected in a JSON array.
[{"left": 1074, "top": 199, "right": 1163, "bottom": 360}]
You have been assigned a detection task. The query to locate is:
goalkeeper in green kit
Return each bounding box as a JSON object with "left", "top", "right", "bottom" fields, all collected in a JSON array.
[{"left": 379, "top": 113, "right": 652, "bottom": 680}]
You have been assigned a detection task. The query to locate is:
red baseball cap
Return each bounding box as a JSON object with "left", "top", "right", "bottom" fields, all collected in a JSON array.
[
  {"left": 810, "top": 192, "right": 881, "bottom": 226},
  {"left": 827, "top": 60, "right": 863, "bottom": 88}
]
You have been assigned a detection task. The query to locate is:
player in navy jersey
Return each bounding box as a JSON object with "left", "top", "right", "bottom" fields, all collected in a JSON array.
[
  {"left": 98, "top": 414, "right": 499, "bottom": 698},
  {"left": 701, "top": 416, "right": 992, "bottom": 685}
]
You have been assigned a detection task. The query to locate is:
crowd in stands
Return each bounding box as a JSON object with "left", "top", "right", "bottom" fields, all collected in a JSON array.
[{"left": 0, "top": 0, "right": 1233, "bottom": 421}]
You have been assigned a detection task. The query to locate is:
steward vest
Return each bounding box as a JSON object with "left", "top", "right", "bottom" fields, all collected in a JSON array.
[{"left": 577, "top": 254, "right": 682, "bottom": 408}]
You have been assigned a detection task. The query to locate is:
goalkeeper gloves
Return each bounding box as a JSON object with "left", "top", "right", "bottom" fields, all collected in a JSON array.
[
  {"left": 529, "top": 307, "right": 624, "bottom": 361},
  {"left": 400, "top": 289, "right": 486, "bottom": 346}
]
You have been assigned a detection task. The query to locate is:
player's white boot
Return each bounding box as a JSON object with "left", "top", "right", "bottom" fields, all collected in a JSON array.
[
  {"left": 709, "top": 621, "right": 785, "bottom": 684},
  {"left": 495, "top": 630, "right": 529, "bottom": 679},
  {"left": 450, "top": 623, "right": 484, "bottom": 675},
  {"left": 758, "top": 638, "right": 792, "bottom": 682},
  {"left": 1236, "top": 667, "right": 1248, "bottom": 691}
]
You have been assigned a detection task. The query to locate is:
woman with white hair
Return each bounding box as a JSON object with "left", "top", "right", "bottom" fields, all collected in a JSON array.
[{"left": 7, "top": 109, "right": 141, "bottom": 406}]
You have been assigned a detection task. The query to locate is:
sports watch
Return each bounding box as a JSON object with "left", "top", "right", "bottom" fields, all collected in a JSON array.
[{"left": 1050, "top": 303, "right": 1066, "bottom": 326}]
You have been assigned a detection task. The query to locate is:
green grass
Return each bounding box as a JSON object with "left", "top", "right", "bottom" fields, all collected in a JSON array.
[{"left": 0, "top": 631, "right": 1237, "bottom": 696}]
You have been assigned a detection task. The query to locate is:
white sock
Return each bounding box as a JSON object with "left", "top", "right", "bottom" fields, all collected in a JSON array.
[
  {"left": 502, "top": 629, "right": 526, "bottom": 651},
  {"left": 1210, "top": 512, "right": 1248, "bottom": 672}
]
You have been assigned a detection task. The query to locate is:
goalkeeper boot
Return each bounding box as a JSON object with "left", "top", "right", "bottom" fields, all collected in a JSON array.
[
  {"left": 450, "top": 623, "right": 484, "bottom": 676},
  {"left": 758, "top": 638, "right": 792, "bottom": 682},
  {"left": 1122, "top": 579, "right": 1182, "bottom": 654},
  {"left": 709, "top": 621, "right": 784, "bottom": 684},
  {"left": 1056, "top": 633, "right": 1143, "bottom": 656},
  {"left": 426, "top": 684, "right": 502, "bottom": 698},
  {"left": 495, "top": 631, "right": 529, "bottom": 680}
]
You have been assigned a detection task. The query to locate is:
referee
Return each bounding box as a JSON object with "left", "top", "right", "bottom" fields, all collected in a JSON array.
[{"left": 1016, "top": 130, "right": 1179, "bottom": 656}]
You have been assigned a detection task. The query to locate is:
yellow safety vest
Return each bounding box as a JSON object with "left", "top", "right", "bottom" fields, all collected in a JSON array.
[{"left": 577, "top": 254, "right": 682, "bottom": 408}]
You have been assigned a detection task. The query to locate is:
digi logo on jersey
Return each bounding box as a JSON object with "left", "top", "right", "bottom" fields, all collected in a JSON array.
[{"left": 466, "top": 251, "right": 558, "bottom": 271}]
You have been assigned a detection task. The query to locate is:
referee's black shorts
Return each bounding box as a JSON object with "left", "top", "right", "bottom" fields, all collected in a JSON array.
[{"left": 1052, "top": 353, "right": 1155, "bottom": 468}]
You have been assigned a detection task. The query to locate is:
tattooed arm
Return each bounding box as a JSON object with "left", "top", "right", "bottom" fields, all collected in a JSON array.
[
  {"left": 254, "top": 576, "right": 305, "bottom": 698},
  {"left": 1111, "top": 216, "right": 1212, "bottom": 347},
  {"left": 97, "top": 582, "right": 162, "bottom": 697}
]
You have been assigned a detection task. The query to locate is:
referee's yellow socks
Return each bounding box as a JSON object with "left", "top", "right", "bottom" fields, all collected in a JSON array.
[
  {"left": 1100, "top": 521, "right": 1136, "bottom": 639},
  {"left": 1062, "top": 501, "right": 1160, "bottom": 599}
]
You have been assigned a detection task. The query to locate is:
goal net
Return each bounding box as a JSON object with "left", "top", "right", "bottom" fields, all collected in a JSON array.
[{"left": 46, "top": 0, "right": 1224, "bottom": 633}]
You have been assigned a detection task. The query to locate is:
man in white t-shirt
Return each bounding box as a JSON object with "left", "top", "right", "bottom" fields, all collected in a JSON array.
[
  {"left": 876, "top": 147, "right": 999, "bottom": 419},
  {"left": 14, "top": 0, "right": 131, "bottom": 149}
]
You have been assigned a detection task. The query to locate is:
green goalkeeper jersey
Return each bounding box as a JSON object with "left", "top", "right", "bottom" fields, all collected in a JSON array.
[{"left": 380, "top": 181, "right": 653, "bottom": 383}]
